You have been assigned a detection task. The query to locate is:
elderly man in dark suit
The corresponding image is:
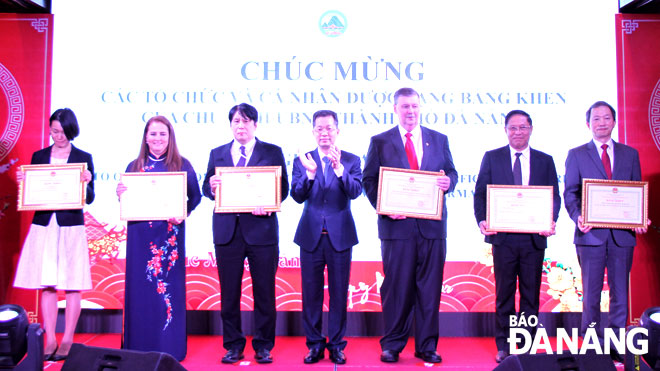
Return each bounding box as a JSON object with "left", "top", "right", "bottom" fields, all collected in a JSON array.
[
  {"left": 564, "top": 101, "right": 650, "bottom": 361},
  {"left": 202, "top": 103, "right": 289, "bottom": 364},
  {"left": 473, "top": 109, "right": 560, "bottom": 363},
  {"left": 363, "top": 87, "right": 458, "bottom": 364},
  {"left": 291, "top": 110, "right": 362, "bottom": 365}
]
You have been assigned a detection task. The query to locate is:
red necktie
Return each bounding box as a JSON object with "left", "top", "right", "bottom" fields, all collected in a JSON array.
[
  {"left": 601, "top": 144, "right": 612, "bottom": 180},
  {"left": 405, "top": 132, "right": 419, "bottom": 170}
]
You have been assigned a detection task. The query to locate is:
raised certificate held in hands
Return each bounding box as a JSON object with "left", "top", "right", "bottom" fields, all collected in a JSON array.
[
  {"left": 582, "top": 178, "right": 649, "bottom": 229},
  {"left": 214, "top": 166, "right": 282, "bottom": 213},
  {"left": 18, "top": 163, "right": 87, "bottom": 211},
  {"left": 376, "top": 166, "right": 444, "bottom": 220},
  {"left": 120, "top": 172, "right": 187, "bottom": 221},
  {"left": 486, "top": 185, "right": 554, "bottom": 233}
]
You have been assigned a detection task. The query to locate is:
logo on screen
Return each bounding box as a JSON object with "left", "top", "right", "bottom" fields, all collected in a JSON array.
[{"left": 319, "top": 10, "right": 347, "bottom": 37}]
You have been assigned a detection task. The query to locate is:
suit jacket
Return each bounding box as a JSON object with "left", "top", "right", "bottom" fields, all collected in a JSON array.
[
  {"left": 564, "top": 140, "right": 641, "bottom": 247},
  {"left": 363, "top": 126, "right": 458, "bottom": 240},
  {"left": 31, "top": 144, "right": 95, "bottom": 226},
  {"left": 473, "top": 145, "right": 561, "bottom": 249},
  {"left": 202, "top": 138, "right": 289, "bottom": 245},
  {"left": 291, "top": 150, "right": 362, "bottom": 252}
]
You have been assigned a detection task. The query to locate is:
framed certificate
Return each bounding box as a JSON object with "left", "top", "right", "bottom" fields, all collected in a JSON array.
[
  {"left": 486, "top": 185, "right": 554, "bottom": 233},
  {"left": 376, "top": 166, "right": 444, "bottom": 220},
  {"left": 120, "top": 172, "right": 187, "bottom": 221},
  {"left": 214, "top": 166, "right": 282, "bottom": 213},
  {"left": 18, "top": 163, "right": 87, "bottom": 211},
  {"left": 582, "top": 178, "right": 649, "bottom": 229}
]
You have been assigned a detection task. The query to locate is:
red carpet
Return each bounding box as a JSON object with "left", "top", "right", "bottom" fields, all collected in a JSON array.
[{"left": 43, "top": 335, "right": 625, "bottom": 370}]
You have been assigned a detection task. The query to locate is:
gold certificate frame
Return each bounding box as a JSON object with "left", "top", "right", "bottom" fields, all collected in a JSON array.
[
  {"left": 582, "top": 178, "right": 649, "bottom": 229},
  {"left": 376, "top": 166, "right": 444, "bottom": 220},
  {"left": 18, "top": 163, "right": 87, "bottom": 211},
  {"left": 486, "top": 185, "right": 554, "bottom": 233},
  {"left": 214, "top": 166, "right": 282, "bottom": 213},
  {"left": 120, "top": 172, "right": 187, "bottom": 221}
]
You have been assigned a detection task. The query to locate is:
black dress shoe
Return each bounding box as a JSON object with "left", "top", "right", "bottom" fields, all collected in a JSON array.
[
  {"left": 50, "top": 353, "right": 68, "bottom": 362},
  {"left": 414, "top": 350, "right": 442, "bottom": 363},
  {"left": 329, "top": 349, "right": 346, "bottom": 364},
  {"left": 303, "top": 348, "right": 324, "bottom": 364},
  {"left": 221, "top": 349, "right": 244, "bottom": 364},
  {"left": 255, "top": 349, "right": 273, "bottom": 364},
  {"left": 380, "top": 349, "right": 399, "bottom": 363},
  {"left": 44, "top": 346, "right": 58, "bottom": 362},
  {"left": 495, "top": 350, "right": 509, "bottom": 363}
]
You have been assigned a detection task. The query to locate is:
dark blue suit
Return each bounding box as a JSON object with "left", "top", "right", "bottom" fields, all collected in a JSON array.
[
  {"left": 31, "top": 145, "right": 95, "bottom": 226},
  {"left": 473, "top": 145, "right": 560, "bottom": 351},
  {"left": 363, "top": 126, "right": 458, "bottom": 353},
  {"left": 564, "top": 140, "right": 641, "bottom": 339},
  {"left": 291, "top": 149, "right": 362, "bottom": 351},
  {"left": 202, "top": 138, "right": 289, "bottom": 352}
]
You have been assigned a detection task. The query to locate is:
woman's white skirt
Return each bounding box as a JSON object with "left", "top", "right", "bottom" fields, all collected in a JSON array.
[{"left": 13, "top": 214, "right": 92, "bottom": 290}]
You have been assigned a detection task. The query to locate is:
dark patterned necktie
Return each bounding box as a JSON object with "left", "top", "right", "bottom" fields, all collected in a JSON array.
[
  {"left": 236, "top": 146, "right": 247, "bottom": 167},
  {"left": 322, "top": 156, "right": 332, "bottom": 187},
  {"left": 513, "top": 152, "right": 522, "bottom": 185}
]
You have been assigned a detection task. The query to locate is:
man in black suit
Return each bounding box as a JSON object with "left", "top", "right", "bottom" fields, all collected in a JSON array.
[
  {"left": 202, "top": 103, "right": 289, "bottom": 364},
  {"left": 473, "top": 110, "right": 560, "bottom": 363},
  {"left": 564, "top": 101, "right": 650, "bottom": 361},
  {"left": 363, "top": 87, "right": 458, "bottom": 364},
  {"left": 291, "top": 110, "right": 362, "bottom": 364}
]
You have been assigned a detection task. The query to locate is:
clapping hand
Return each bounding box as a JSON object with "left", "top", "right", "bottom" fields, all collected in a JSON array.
[
  {"left": 327, "top": 145, "right": 341, "bottom": 169},
  {"left": 298, "top": 150, "right": 317, "bottom": 173}
]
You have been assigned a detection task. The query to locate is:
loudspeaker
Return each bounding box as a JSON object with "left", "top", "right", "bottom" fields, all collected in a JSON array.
[
  {"left": 493, "top": 353, "right": 616, "bottom": 371},
  {"left": 62, "top": 343, "right": 187, "bottom": 371}
]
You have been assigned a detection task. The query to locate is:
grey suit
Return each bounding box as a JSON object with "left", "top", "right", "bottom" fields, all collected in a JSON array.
[{"left": 564, "top": 140, "right": 641, "bottom": 339}]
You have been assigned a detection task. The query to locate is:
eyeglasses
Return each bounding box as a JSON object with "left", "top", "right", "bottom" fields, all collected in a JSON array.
[
  {"left": 506, "top": 125, "right": 531, "bottom": 133},
  {"left": 313, "top": 127, "right": 337, "bottom": 134}
]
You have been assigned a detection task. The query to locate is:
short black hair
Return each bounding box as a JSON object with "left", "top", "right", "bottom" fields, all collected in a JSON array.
[
  {"left": 586, "top": 101, "right": 616, "bottom": 122},
  {"left": 393, "top": 87, "right": 419, "bottom": 104},
  {"left": 228, "top": 103, "right": 258, "bottom": 124},
  {"left": 50, "top": 108, "right": 80, "bottom": 140},
  {"left": 504, "top": 110, "right": 532, "bottom": 127},
  {"left": 312, "top": 110, "right": 338, "bottom": 127}
]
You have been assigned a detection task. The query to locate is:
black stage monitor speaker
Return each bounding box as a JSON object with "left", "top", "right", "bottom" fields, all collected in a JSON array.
[
  {"left": 493, "top": 353, "right": 616, "bottom": 371},
  {"left": 62, "top": 343, "right": 187, "bottom": 371}
]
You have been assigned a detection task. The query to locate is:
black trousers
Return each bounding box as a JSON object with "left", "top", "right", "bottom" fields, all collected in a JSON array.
[
  {"left": 379, "top": 223, "right": 446, "bottom": 353},
  {"left": 492, "top": 234, "right": 544, "bottom": 351},
  {"left": 300, "top": 234, "right": 352, "bottom": 351},
  {"left": 214, "top": 221, "right": 279, "bottom": 352}
]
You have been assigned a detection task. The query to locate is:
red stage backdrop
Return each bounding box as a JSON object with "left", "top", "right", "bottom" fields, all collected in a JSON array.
[
  {"left": 0, "top": 14, "right": 53, "bottom": 321},
  {"left": 616, "top": 13, "right": 660, "bottom": 324}
]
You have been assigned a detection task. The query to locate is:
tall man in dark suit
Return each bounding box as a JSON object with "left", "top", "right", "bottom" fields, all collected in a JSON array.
[
  {"left": 473, "top": 110, "right": 560, "bottom": 363},
  {"left": 363, "top": 87, "right": 458, "bottom": 364},
  {"left": 291, "top": 110, "right": 362, "bottom": 365},
  {"left": 564, "top": 101, "right": 649, "bottom": 360},
  {"left": 202, "top": 103, "right": 289, "bottom": 364}
]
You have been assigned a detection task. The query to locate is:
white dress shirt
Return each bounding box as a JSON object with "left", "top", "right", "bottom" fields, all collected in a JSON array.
[
  {"left": 509, "top": 145, "right": 530, "bottom": 186},
  {"left": 397, "top": 124, "right": 423, "bottom": 168}
]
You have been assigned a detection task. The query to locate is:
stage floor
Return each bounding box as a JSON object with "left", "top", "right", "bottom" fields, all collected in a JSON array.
[{"left": 42, "top": 334, "right": 625, "bottom": 370}]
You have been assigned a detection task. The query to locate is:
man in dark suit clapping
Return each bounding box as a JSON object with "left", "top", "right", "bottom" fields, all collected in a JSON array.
[{"left": 291, "top": 110, "right": 362, "bottom": 365}]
